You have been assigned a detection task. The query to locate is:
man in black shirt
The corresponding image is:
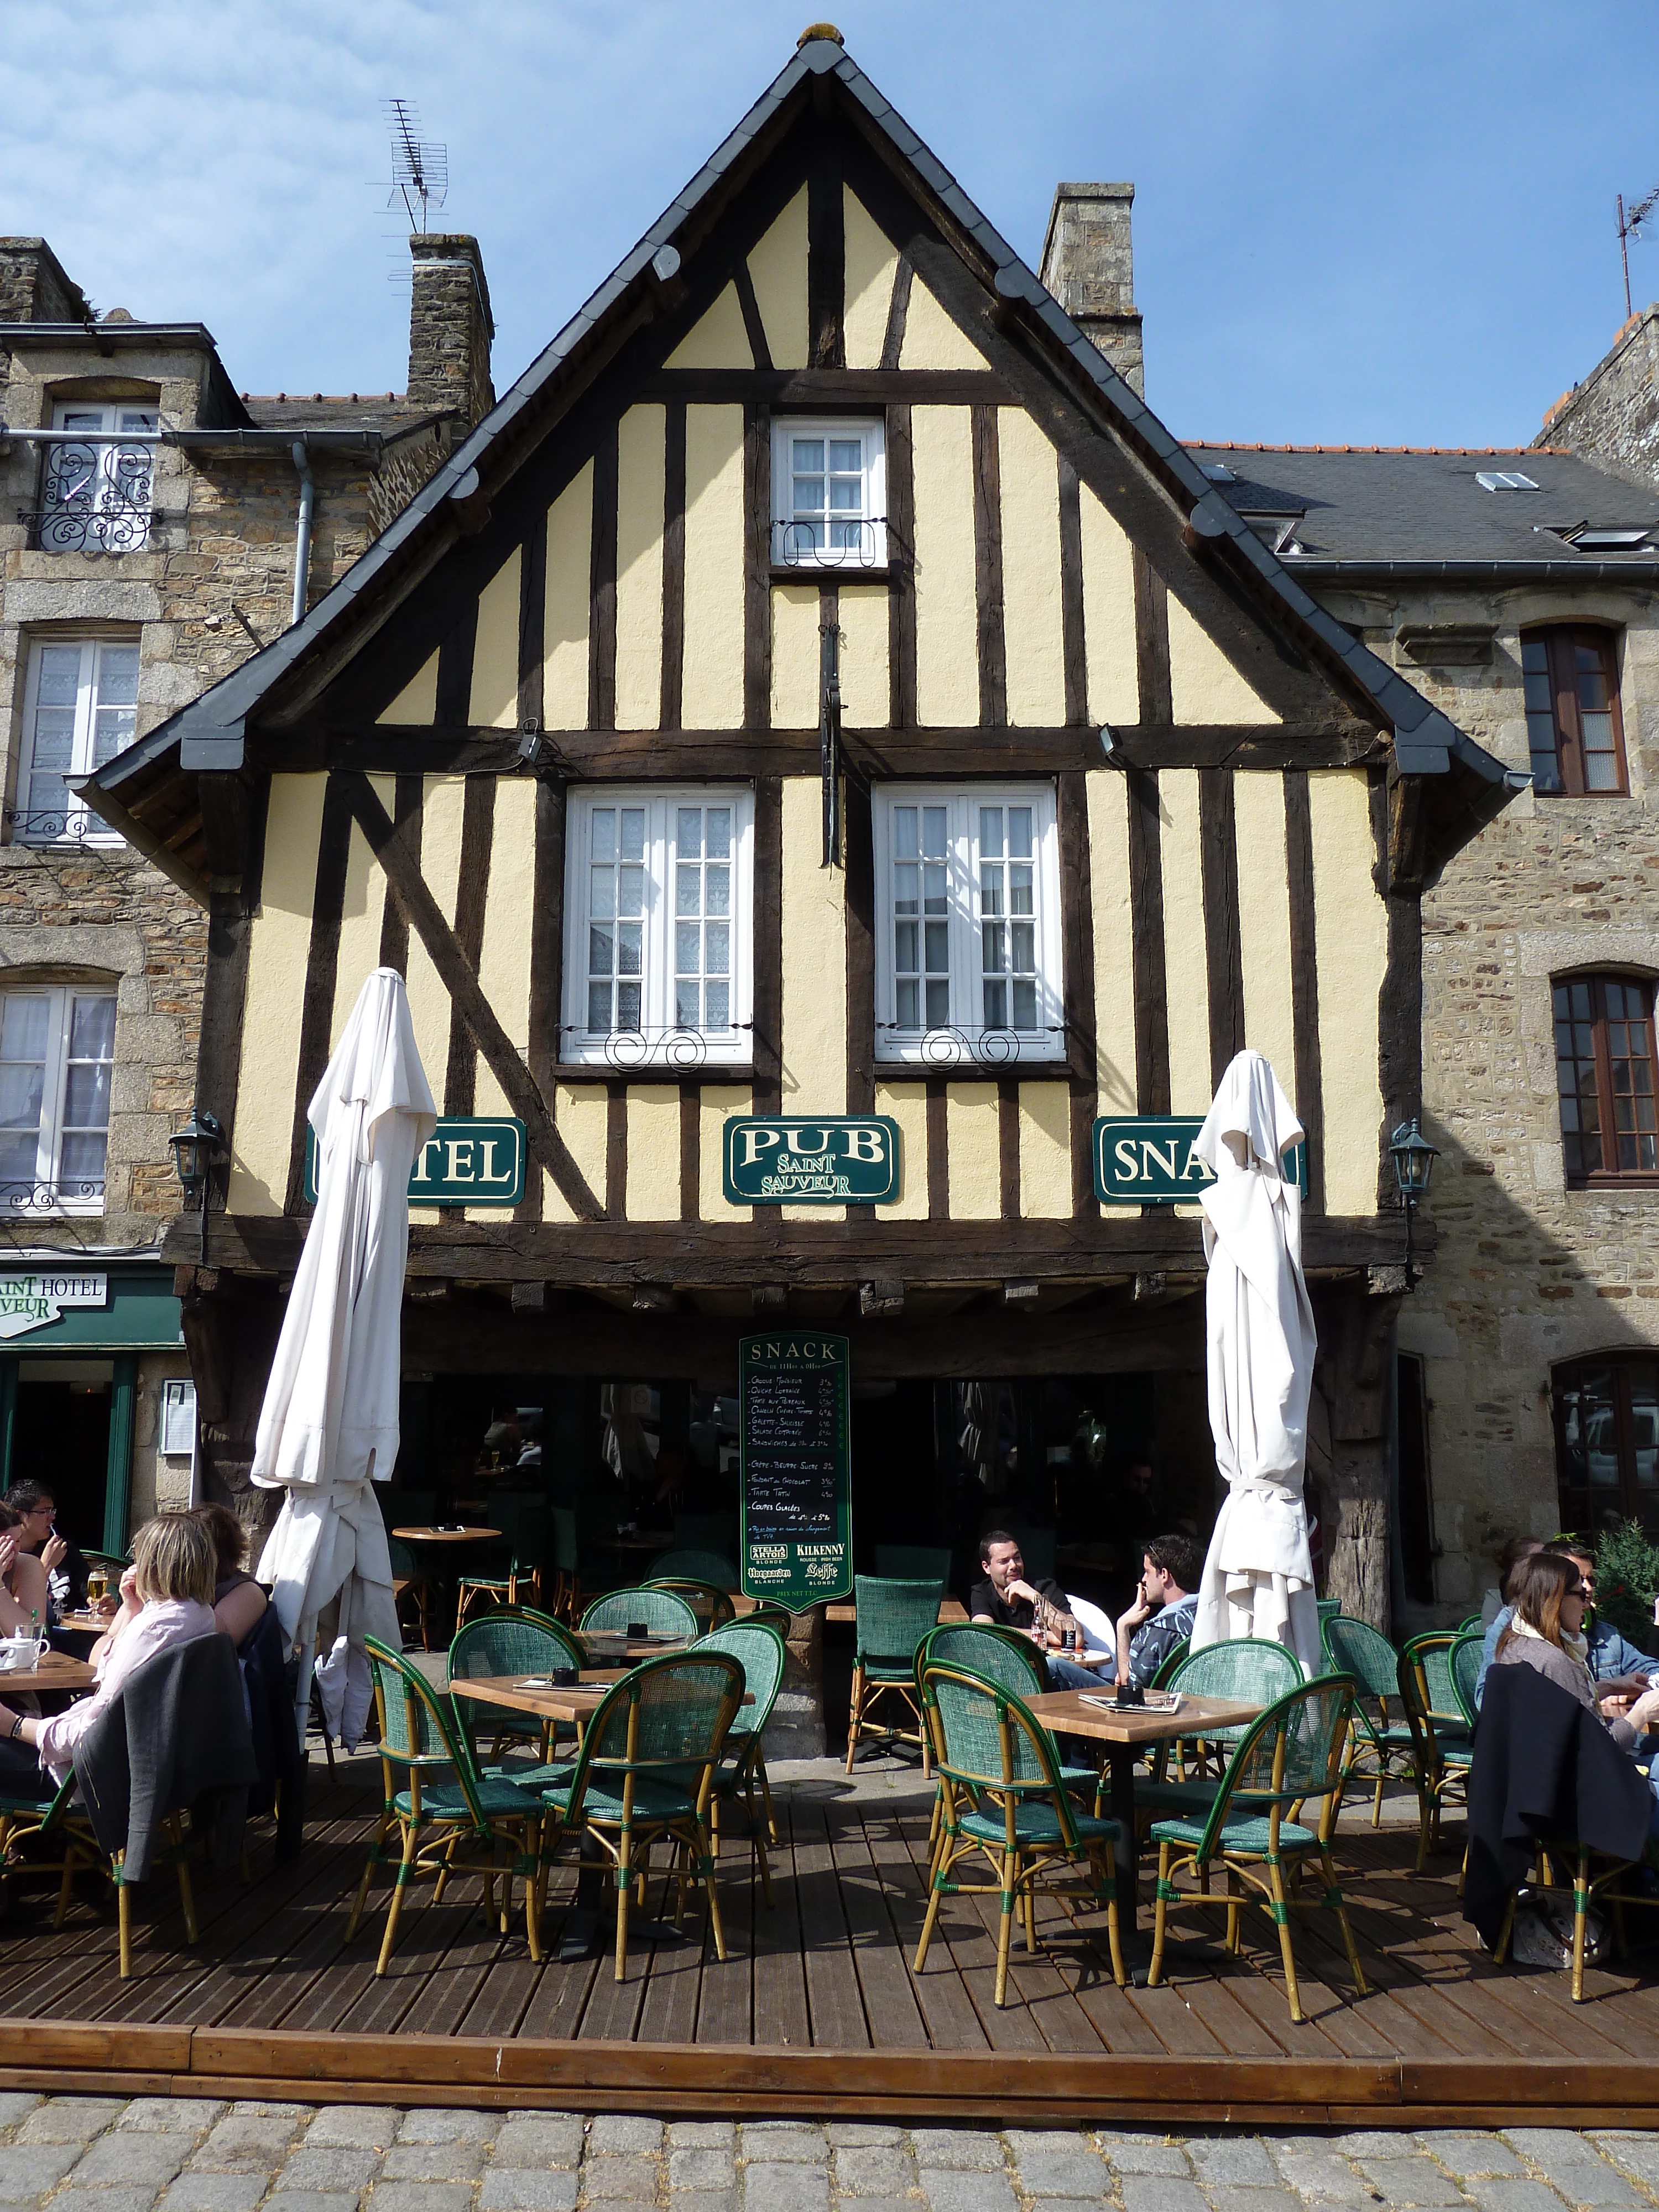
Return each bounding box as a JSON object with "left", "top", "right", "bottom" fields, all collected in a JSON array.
[{"left": 969, "top": 1530, "right": 1099, "bottom": 1690}]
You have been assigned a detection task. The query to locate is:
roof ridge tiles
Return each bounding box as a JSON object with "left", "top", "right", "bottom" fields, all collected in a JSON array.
[{"left": 1184, "top": 441, "right": 1572, "bottom": 456}]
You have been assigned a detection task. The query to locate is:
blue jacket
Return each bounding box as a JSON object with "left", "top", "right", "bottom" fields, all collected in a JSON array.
[{"left": 1474, "top": 1606, "right": 1657, "bottom": 1708}]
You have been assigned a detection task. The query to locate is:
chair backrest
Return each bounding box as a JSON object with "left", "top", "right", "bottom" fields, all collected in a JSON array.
[
  {"left": 580, "top": 1586, "right": 699, "bottom": 1639},
  {"left": 363, "top": 1634, "right": 487, "bottom": 1827},
  {"left": 388, "top": 1537, "right": 418, "bottom": 1579},
  {"left": 921, "top": 1620, "right": 1045, "bottom": 1695},
  {"left": 646, "top": 1577, "right": 735, "bottom": 1631},
  {"left": 448, "top": 1608, "right": 581, "bottom": 1683},
  {"left": 745, "top": 1600, "right": 795, "bottom": 1635},
  {"left": 648, "top": 1548, "right": 741, "bottom": 1592},
  {"left": 853, "top": 1575, "right": 945, "bottom": 1664},
  {"left": 1401, "top": 1632, "right": 1468, "bottom": 1745},
  {"left": 921, "top": 1660, "right": 1081, "bottom": 1848},
  {"left": 1169, "top": 1636, "right": 1302, "bottom": 1717},
  {"left": 1448, "top": 1630, "right": 1483, "bottom": 1729},
  {"left": 551, "top": 1506, "right": 579, "bottom": 1573},
  {"left": 1457, "top": 1613, "right": 1484, "bottom": 1635},
  {"left": 1197, "top": 1674, "right": 1356, "bottom": 1855},
  {"left": 579, "top": 1649, "right": 744, "bottom": 1782},
  {"left": 1322, "top": 1614, "right": 1401, "bottom": 1705},
  {"left": 504, "top": 1496, "right": 549, "bottom": 1570},
  {"left": 875, "top": 1544, "right": 953, "bottom": 1583},
  {"left": 694, "top": 1620, "right": 787, "bottom": 1739},
  {"left": 1316, "top": 1597, "right": 1343, "bottom": 1624}
]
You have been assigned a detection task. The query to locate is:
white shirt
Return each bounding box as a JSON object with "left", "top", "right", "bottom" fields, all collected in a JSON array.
[{"left": 34, "top": 1598, "right": 216, "bottom": 1784}]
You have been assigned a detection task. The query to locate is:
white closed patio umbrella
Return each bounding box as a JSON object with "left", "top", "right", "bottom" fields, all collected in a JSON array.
[
  {"left": 1187, "top": 1049, "right": 1322, "bottom": 1678},
  {"left": 253, "top": 967, "right": 437, "bottom": 1750}
]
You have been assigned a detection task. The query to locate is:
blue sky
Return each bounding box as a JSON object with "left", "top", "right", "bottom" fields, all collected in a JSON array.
[{"left": 4, "top": 1, "right": 1657, "bottom": 449}]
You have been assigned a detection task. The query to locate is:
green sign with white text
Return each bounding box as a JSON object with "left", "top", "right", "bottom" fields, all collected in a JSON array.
[
  {"left": 305, "top": 1117, "right": 525, "bottom": 1206},
  {"left": 739, "top": 1331, "right": 853, "bottom": 1614},
  {"left": 723, "top": 1115, "right": 900, "bottom": 1204},
  {"left": 1094, "top": 1117, "right": 1308, "bottom": 1204}
]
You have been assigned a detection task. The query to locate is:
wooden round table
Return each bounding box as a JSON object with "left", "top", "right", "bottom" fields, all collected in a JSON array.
[{"left": 392, "top": 1527, "right": 502, "bottom": 1646}]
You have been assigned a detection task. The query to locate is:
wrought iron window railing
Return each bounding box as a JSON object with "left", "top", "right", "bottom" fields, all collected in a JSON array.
[
  {"left": 877, "top": 1022, "right": 1069, "bottom": 1066},
  {"left": 0, "top": 1177, "right": 105, "bottom": 1213},
  {"left": 771, "top": 517, "right": 887, "bottom": 570},
  {"left": 3, "top": 804, "right": 122, "bottom": 849},
  {"left": 19, "top": 440, "right": 155, "bottom": 553}
]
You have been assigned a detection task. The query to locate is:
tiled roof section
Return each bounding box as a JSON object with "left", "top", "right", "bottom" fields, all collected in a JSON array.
[
  {"left": 1186, "top": 444, "right": 1659, "bottom": 565},
  {"left": 242, "top": 395, "right": 440, "bottom": 436}
]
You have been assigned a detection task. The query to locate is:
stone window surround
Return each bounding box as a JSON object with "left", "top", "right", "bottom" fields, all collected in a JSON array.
[
  {"left": 0, "top": 932, "right": 149, "bottom": 1225},
  {"left": 1520, "top": 929, "right": 1659, "bottom": 1201}
]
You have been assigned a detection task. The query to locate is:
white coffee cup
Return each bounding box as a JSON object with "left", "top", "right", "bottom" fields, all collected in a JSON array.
[{"left": 0, "top": 1634, "right": 46, "bottom": 1671}]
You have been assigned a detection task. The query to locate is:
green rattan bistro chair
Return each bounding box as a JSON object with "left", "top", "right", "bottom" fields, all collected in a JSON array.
[
  {"left": 1449, "top": 1631, "right": 1484, "bottom": 1729},
  {"left": 448, "top": 1608, "right": 584, "bottom": 1783},
  {"left": 1149, "top": 1640, "right": 1191, "bottom": 1690},
  {"left": 846, "top": 1576, "right": 945, "bottom": 1773},
  {"left": 0, "top": 1770, "right": 86, "bottom": 1933},
  {"left": 648, "top": 1548, "right": 741, "bottom": 1592},
  {"left": 876, "top": 1545, "right": 953, "bottom": 1582},
  {"left": 1137, "top": 1637, "right": 1303, "bottom": 1827},
  {"left": 580, "top": 1587, "right": 699, "bottom": 1641},
  {"left": 1147, "top": 1674, "right": 1365, "bottom": 2025},
  {"left": 1322, "top": 1614, "right": 1416, "bottom": 1827},
  {"left": 1398, "top": 1631, "right": 1475, "bottom": 1871},
  {"left": 645, "top": 1578, "right": 736, "bottom": 1632},
  {"left": 534, "top": 1647, "right": 743, "bottom": 1981},
  {"left": 456, "top": 1497, "right": 550, "bottom": 1625},
  {"left": 549, "top": 1507, "right": 581, "bottom": 1623},
  {"left": 915, "top": 1658, "right": 1125, "bottom": 2007},
  {"left": 688, "top": 1619, "right": 788, "bottom": 1893},
  {"left": 347, "top": 1636, "right": 544, "bottom": 1976},
  {"left": 388, "top": 1537, "right": 433, "bottom": 1651}
]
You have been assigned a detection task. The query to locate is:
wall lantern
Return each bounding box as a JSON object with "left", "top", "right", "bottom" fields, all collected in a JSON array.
[
  {"left": 169, "top": 1107, "right": 227, "bottom": 1259},
  {"left": 1389, "top": 1117, "right": 1438, "bottom": 1275}
]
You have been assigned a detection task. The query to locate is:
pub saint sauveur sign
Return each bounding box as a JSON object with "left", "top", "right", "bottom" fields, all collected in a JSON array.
[
  {"left": 305, "top": 1117, "right": 526, "bottom": 1206},
  {"left": 723, "top": 1116, "right": 900, "bottom": 1204},
  {"left": 1094, "top": 1117, "right": 1309, "bottom": 1204},
  {"left": 739, "top": 1331, "right": 853, "bottom": 1613}
]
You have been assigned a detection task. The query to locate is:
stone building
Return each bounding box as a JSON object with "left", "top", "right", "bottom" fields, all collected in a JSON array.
[{"left": 0, "top": 231, "right": 493, "bottom": 1548}]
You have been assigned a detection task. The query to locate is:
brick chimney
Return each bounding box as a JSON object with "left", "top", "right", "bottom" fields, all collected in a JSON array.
[
  {"left": 407, "top": 234, "right": 495, "bottom": 430},
  {"left": 0, "top": 238, "right": 90, "bottom": 326},
  {"left": 1040, "top": 185, "right": 1144, "bottom": 398}
]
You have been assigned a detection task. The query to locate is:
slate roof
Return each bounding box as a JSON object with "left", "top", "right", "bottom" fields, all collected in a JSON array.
[
  {"left": 242, "top": 397, "right": 442, "bottom": 438},
  {"left": 1187, "top": 444, "right": 1659, "bottom": 572}
]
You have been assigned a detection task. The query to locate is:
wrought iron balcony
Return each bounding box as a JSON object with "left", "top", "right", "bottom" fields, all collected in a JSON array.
[
  {"left": 771, "top": 517, "right": 887, "bottom": 570},
  {"left": 0, "top": 1177, "right": 105, "bottom": 1213},
  {"left": 3, "top": 805, "right": 122, "bottom": 849},
  {"left": 18, "top": 440, "right": 154, "bottom": 553}
]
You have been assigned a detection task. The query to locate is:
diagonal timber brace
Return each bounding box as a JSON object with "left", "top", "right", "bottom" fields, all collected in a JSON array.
[{"left": 338, "top": 769, "right": 605, "bottom": 1222}]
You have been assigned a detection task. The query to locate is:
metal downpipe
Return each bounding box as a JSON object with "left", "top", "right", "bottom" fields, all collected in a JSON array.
[{"left": 289, "top": 438, "right": 315, "bottom": 629}]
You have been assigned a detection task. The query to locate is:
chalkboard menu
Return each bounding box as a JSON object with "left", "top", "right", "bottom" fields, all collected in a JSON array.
[{"left": 739, "top": 1331, "right": 852, "bottom": 1613}]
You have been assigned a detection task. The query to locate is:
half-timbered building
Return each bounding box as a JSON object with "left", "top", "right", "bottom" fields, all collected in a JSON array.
[{"left": 82, "top": 29, "right": 1511, "bottom": 1670}]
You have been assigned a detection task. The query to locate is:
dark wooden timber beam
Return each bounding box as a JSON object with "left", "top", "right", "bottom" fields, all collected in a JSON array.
[{"left": 337, "top": 769, "right": 604, "bottom": 1222}]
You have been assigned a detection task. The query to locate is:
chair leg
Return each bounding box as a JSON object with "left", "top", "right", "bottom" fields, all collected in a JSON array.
[
  {"left": 1372, "top": 1766, "right": 1385, "bottom": 1828},
  {"left": 117, "top": 1864, "right": 132, "bottom": 1980},
  {"left": 757, "top": 1752, "right": 779, "bottom": 1847},
  {"left": 1098, "top": 1845, "right": 1126, "bottom": 1989},
  {"left": 994, "top": 1847, "right": 1016, "bottom": 2007},
  {"left": 700, "top": 1816, "right": 728, "bottom": 1963},
  {"left": 1266, "top": 1856, "right": 1304, "bottom": 2024},
  {"left": 614, "top": 1820, "right": 634, "bottom": 1982},
  {"left": 523, "top": 1820, "right": 542, "bottom": 1963},
  {"left": 914, "top": 1846, "right": 948, "bottom": 1971},
  {"left": 844, "top": 1665, "right": 864, "bottom": 1773},
  {"left": 1225, "top": 1866, "right": 1243, "bottom": 1954},
  {"left": 1572, "top": 1849, "right": 1590, "bottom": 2004},
  {"left": 347, "top": 1800, "right": 394, "bottom": 1942},
  {"left": 1147, "top": 1840, "right": 1173, "bottom": 1987},
  {"left": 1321, "top": 1847, "right": 1368, "bottom": 1996},
  {"left": 375, "top": 1819, "right": 420, "bottom": 1976}
]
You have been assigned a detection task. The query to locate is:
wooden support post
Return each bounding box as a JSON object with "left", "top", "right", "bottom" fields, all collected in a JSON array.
[
  {"left": 1311, "top": 1281, "right": 1401, "bottom": 1632},
  {"left": 769, "top": 1601, "right": 826, "bottom": 1759}
]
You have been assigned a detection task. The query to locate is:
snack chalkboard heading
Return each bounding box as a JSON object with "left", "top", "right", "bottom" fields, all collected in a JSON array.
[{"left": 739, "top": 1332, "right": 852, "bottom": 1612}]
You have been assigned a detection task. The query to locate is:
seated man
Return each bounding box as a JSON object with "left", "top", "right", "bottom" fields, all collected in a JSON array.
[
  {"left": 1115, "top": 1535, "right": 1202, "bottom": 1690},
  {"left": 969, "top": 1528, "right": 1099, "bottom": 1691}
]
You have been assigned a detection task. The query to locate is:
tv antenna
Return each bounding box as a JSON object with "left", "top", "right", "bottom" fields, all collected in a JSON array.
[
  {"left": 382, "top": 99, "right": 447, "bottom": 234},
  {"left": 1618, "top": 182, "right": 1659, "bottom": 320}
]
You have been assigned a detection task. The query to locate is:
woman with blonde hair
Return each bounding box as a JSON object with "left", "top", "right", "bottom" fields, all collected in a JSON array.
[{"left": 0, "top": 1511, "right": 217, "bottom": 1803}]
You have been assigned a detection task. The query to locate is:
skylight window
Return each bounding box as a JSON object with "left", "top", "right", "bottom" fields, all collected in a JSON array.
[
  {"left": 1475, "top": 470, "right": 1540, "bottom": 492},
  {"left": 1199, "top": 461, "right": 1238, "bottom": 483},
  {"left": 1569, "top": 526, "right": 1656, "bottom": 553}
]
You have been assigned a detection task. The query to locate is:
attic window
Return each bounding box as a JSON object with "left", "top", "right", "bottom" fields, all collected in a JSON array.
[
  {"left": 771, "top": 419, "right": 886, "bottom": 570},
  {"left": 1567, "top": 526, "right": 1656, "bottom": 554},
  {"left": 1199, "top": 461, "right": 1237, "bottom": 483},
  {"left": 1240, "top": 512, "right": 1305, "bottom": 557},
  {"left": 1475, "top": 470, "right": 1540, "bottom": 492}
]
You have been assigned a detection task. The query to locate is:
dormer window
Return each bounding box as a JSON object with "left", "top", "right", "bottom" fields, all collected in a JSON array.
[
  {"left": 770, "top": 418, "right": 886, "bottom": 570},
  {"left": 35, "top": 404, "right": 158, "bottom": 554}
]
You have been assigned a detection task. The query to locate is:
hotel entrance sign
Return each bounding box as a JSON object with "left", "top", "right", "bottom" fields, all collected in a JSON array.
[
  {"left": 304, "top": 1117, "right": 525, "bottom": 1206},
  {"left": 739, "top": 1332, "right": 853, "bottom": 1614},
  {"left": 723, "top": 1116, "right": 900, "bottom": 1204},
  {"left": 1094, "top": 1117, "right": 1308, "bottom": 1204}
]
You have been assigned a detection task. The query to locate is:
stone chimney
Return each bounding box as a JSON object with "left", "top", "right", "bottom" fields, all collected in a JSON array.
[
  {"left": 407, "top": 234, "right": 495, "bottom": 430},
  {"left": 1040, "top": 185, "right": 1144, "bottom": 398},
  {"left": 0, "top": 238, "right": 90, "bottom": 326}
]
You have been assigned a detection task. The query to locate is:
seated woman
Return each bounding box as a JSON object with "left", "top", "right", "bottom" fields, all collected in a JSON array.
[
  {"left": 0, "top": 1512, "right": 218, "bottom": 1804},
  {"left": 1489, "top": 1550, "right": 1659, "bottom": 1832},
  {"left": 0, "top": 1498, "right": 50, "bottom": 1640},
  {"left": 192, "top": 1502, "right": 268, "bottom": 1646}
]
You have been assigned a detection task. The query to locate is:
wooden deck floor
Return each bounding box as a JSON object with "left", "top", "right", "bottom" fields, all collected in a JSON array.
[{"left": 9, "top": 1760, "right": 1659, "bottom": 2123}]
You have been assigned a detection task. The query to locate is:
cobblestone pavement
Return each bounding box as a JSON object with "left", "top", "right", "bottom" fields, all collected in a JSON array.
[{"left": 6, "top": 2097, "right": 1659, "bottom": 2212}]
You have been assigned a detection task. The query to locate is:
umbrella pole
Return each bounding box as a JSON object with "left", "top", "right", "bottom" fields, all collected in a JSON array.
[{"left": 293, "top": 1646, "right": 316, "bottom": 1759}]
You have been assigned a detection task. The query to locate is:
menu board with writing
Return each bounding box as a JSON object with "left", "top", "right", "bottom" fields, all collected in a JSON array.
[{"left": 739, "top": 1331, "right": 852, "bottom": 1613}]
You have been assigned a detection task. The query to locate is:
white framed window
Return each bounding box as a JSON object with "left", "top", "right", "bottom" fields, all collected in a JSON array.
[
  {"left": 562, "top": 788, "right": 754, "bottom": 1068},
  {"left": 39, "top": 402, "right": 158, "bottom": 554},
  {"left": 770, "top": 417, "right": 886, "bottom": 570},
  {"left": 15, "top": 636, "right": 138, "bottom": 844},
  {"left": 873, "top": 785, "right": 1064, "bottom": 1066},
  {"left": 0, "top": 986, "right": 117, "bottom": 1211}
]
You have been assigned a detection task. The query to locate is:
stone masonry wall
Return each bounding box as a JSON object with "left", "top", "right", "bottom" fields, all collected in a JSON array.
[
  {"left": 1317, "top": 579, "right": 1659, "bottom": 1624},
  {"left": 1536, "top": 307, "right": 1659, "bottom": 492}
]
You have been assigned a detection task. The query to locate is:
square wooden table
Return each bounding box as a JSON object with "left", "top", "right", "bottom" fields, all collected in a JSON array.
[
  {"left": 823, "top": 1598, "right": 968, "bottom": 1625},
  {"left": 1024, "top": 1688, "right": 1261, "bottom": 1975},
  {"left": 0, "top": 1652, "right": 96, "bottom": 1697},
  {"left": 577, "top": 1631, "right": 693, "bottom": 1663}
]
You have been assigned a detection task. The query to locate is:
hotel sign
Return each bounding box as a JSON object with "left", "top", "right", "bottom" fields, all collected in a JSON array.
[
  {"left": 0, "top": 1272, "right": 107, "bottom": 1342},
  {"left": 305, "top": 1117, "right": 526, "bottom": 1207},
  {"left": 723, "top": 1115, "right": 900, "bottom": 1204},
  {"left": 1094, "top": 1117, "right": 1308, "bottom": 1204}
]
